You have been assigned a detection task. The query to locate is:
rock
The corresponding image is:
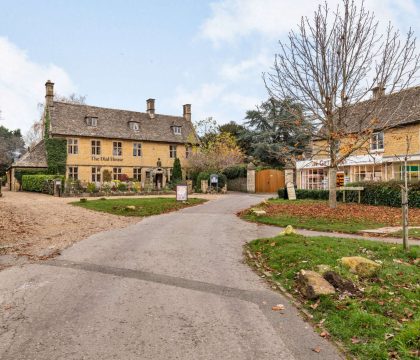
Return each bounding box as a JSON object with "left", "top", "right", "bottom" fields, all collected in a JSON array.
[
  {"left": 279, "top": 225, "right": 297, "bottom": 236},
  {"left": 323, "top": 271, "right": 360, "bottom": 295},
  {"left": 252, "top": 209, "right": 267, "bottom": 216},
  {"left": 340, "top": 256, "right": 381, "bottom": 277},
  {"left": 125, "top": 205, "right": 136, "bottom": 210},
  {"left": 297, "top": 269, "right": 336, "bottom": 299},
  {"left": 315, "top": 264, "right": 331, "bottom": 274}
]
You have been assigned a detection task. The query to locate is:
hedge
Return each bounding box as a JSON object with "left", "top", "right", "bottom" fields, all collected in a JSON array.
[
  {"left": 14, "top": 168, "right": 47, "bottom": 184},
  {"left": 223, "top": 165, "right": 247, "bottom": 179},
  {"left": 22, "top": 175, "right": 65, "bottom": 193},
  {"left": 278, "top": 180, "right": 420, "bottom": 208}
]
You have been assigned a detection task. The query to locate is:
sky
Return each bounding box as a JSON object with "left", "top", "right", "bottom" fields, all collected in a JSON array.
[{"left": 0, "top": 0, "right": 419, "bottom": 137}]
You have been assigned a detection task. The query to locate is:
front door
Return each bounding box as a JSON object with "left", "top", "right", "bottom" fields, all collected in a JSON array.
[{"left": 155, "top": 173, "right": 163, "bottom": 189}]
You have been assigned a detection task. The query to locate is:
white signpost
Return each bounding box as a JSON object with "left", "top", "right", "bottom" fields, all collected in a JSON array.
[{"left": 176, "top": 185, "right": 188, "bottom": 202}]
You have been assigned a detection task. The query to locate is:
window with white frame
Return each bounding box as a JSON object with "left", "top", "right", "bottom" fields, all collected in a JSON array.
[
  {"left": 399, "top": 164, "right": 420, "bottom": 181},
  {"left": 169, "top": 145, "right": 177, "bottom": 158},
  {"left": 86, "top": 117, "right": 98, "bottom": 127},
  {"left": 67, "top": 138, "right": 78, "bottom": 154},
  {"left": 113, "top": 141, "right": 122, "bottom": 156},
  {"left": 68, "top": 167, "right": 78, "bottom": 180},
  {"left": 301, "top": 169, "right": 326, "bottom": 190},
  {"left": 371, "top": 132, "right": 384, "bottom": 151},
  {"left": 173, "top": 126, "right": 182, "bottom": 135},
  {"left": 91, "top": 167, "right": 101, "bottom": 182},
  {"left": 113, "top": 167, "right": 122, "bottom": 180},
  {"left": 129, "top": 122, "right": 140, "bottom": 131},
  {"left": 133, "top": 143, "right": 142, "bottom": 157},
  {"left": 91, "top": 140, "right": 101, "bottom": 155},
  {"left": 133, "top": 168, "right": 141, "bottom": 181}
]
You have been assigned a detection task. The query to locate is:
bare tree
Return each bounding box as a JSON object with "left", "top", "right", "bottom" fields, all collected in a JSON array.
[
  {"left": 265, "top": 0, "right": 419, "bottom": 208},
  {"left": 25, "top": 93, "right": 87, "bottom": 147}
]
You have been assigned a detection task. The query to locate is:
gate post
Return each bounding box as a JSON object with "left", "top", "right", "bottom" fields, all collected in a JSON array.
[
  {"left": 247, "top": 162, "right": 256, "bottom": 193},
  {"left": 284, "top": 164, "right": 295, "bottom": 187}
]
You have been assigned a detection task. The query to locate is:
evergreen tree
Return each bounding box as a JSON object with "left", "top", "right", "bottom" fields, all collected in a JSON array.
[{"left": 172, "top": 158, "right": 182, "bottom": 183}]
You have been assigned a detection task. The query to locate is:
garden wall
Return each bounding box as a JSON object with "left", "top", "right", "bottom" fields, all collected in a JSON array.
[{"left": 227, "top": 177, "right": 247, "bottom": 192}]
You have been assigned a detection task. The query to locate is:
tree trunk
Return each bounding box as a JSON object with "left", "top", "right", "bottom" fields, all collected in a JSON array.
[
  {"left": 328, "top": 167, "right": 337, "bottom": 209},
  {"left": 402, "top": 159, "right": 409, "bottom": 250}
]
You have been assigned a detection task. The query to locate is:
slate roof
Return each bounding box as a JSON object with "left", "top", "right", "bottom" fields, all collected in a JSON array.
[
  {"left": 12, "top": 140, "right": 47, "bottom": 168},
  {"left": 50, "top": 101, "right": 199, "bottom": 144},
  {"left": 337, "top": 86, "right": 420, "bottom": 134}
]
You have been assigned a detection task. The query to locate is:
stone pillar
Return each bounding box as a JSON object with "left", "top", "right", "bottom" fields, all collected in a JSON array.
[
  {"left": 247, "top": 162, "right": 256, "bottom": 193},
  {"left": 285, "top": 167, "right": 294, "bottom": 186},
  {"left": 201, "top": 180, "right": 208, "bottom": 193}
]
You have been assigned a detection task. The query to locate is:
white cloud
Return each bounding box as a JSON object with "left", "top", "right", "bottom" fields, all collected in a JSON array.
[
  {"left": 200, "top": 0, "right": 420, "bottom": 45},
  {"left": 220, "top": 52, "right": 272, "bottom": 81},
  {"left": 0, "top": 37, "right": 75, "bottom": 134},
  {"left": 222, "top": 93, "right": 260, "bottom": 109}
]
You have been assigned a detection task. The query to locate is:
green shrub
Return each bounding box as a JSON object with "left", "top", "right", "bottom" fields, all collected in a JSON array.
[
  {"left": 22, "top": 175, "right": 64, "bottom": 193},
  {"left": 278, "top": 188, "right": 287, "bottom": 199},
  {"left": 86, "top": 182, "right": 97, "bottom": 194},
  {"left": 223, "top": 165, "right": 247, "bottom": 179},
  {"left": 80, "top": 198, "right": 87, "bottom": 203},
  {"left": 117, "top": 182, "right": 128, "bottom": 192},
  {"left": 288, "top": 180, "right": 420, "bottom": 207},
  {"left": 14, "top": 169, "right": 46, "bottom": 184}
]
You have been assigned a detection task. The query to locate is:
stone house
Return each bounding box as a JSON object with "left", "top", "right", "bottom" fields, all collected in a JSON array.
[
  {"left": 8, "top": 81, "right": 199, "bottom": 191},
  {"left": 296, "top": 86, "right": 420, "bottom": 189}
]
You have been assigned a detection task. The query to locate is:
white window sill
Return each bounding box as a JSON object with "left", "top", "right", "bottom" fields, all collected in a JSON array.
[{"left": 370, "top": 149, "right": 384, "bottom": 153}]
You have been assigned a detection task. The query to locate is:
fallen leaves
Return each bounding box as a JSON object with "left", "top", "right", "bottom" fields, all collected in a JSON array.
[
  {"left": 312, "top": 346, "right": 321, "bottom": 353},
  {"left": 272, "top": 304, "right": 285, "bottom": 311}
]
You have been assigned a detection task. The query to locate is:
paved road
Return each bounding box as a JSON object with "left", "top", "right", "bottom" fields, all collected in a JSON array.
[{"left": 0, "top": 193, "right": 343, "bottom": 360}]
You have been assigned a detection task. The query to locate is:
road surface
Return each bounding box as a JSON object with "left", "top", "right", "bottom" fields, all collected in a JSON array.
[{"left": 0, "top": 193, "right": 343, "bottom": 359}]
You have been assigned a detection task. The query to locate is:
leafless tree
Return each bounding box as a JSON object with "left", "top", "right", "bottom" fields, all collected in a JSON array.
[
  {"left": 265, "top": 0, "right": 419, "bottom": 208},
  {"left": 25, "top": 93, "right": 87, "bottom": 147}
]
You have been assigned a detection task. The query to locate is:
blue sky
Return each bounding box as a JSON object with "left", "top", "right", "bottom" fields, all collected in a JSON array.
[{"left": 1, "top": 0, "right": 419, "bottom": 135}]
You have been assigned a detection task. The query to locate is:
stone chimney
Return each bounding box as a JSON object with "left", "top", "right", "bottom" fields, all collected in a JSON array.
[
  {"left": 183, "top": 104, "right": 191, "bottom": 122},
  {"left": 45, "top": 80, "right": 54, "bottom": 108},
  {"left": 372, "top": 86, "right": 385, "bottom": 100},
  {"left": 147, "top": 98, "right": 155, "bottom": 118}
]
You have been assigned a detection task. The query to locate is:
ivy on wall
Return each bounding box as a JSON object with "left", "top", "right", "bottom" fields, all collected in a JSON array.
[{"left": 44, "top": 109, "right": 67, "bottom": 175}]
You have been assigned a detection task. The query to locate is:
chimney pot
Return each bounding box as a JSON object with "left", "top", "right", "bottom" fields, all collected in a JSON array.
[
  {"left": 147, "top": 98, "right": 155, "bottom": 118},
  {"left": 183, "top": 104, "right": 191, "bottom": 121},
  {"left": 372, "top": 85, "right": 385, "bottom": 100}
]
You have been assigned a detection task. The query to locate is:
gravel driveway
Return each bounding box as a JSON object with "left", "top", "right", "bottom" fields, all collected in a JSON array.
[{"left": 0, "top": 193, "right": 343, "bottom": 359}]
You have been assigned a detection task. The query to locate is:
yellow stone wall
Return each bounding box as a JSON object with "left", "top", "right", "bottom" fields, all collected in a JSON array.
[
  {"left": 311, "top": 123, "right": 420, "bottom": 159},
  {"left": 62, "top": 136, "right": 193, "bottom": 182}
]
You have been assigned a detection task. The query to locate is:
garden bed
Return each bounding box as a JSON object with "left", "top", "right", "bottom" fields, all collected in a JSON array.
[
  {"left": 240, "top": 199, "right": 420, "bottom": 234},
  {"left": 246, "top": 234, "right": 419, "bottom": 360}
]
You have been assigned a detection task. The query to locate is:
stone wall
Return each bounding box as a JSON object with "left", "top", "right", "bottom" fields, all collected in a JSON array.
[{"left": 227, "top": 177, "right": 247, "bottom": 192}]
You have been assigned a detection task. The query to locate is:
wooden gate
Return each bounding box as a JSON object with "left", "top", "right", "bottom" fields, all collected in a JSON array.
[{"left": 255, "top": 169, "right": 285, "bottom": 193}]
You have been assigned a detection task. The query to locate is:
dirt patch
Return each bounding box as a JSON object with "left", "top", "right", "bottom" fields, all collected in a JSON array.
[
  {"left": 263, "top": 201, "right": 420, "bottom": 226},
  {"left": 0, "top": 190, "right": 139, "bottom": 269}
]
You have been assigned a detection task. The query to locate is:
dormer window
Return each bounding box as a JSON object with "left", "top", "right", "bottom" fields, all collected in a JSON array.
[
  {"left": 173, "top": 126, "right": 182, "bottom": 135},
  {"left": 129, "top": 121, "right": 140, "bottom": 131},
  {"left": 86, "top": 117, "right": 98, "bottom": 127}
]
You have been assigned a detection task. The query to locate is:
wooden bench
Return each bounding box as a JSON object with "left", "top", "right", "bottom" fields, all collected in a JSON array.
[{"left": 337, "top": 186, "right": 364, "bottom": 203}]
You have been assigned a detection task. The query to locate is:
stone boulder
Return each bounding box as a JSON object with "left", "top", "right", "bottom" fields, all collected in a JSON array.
[
  {"left": 279, "top": 225, "right": 297, "bottom": 236},
  {"left": 252, "top": 209, "right": 267, "bottom": 216},
  {"left": 340, "top": 256, "right": 380, "bottom": 277},
  {"left": 125, "top": 205, "right": 136, "bottom": 211},
  {"left": 297, "top": 270, "right": 336, "bottom": 299},
  {"left": 323, "top": 271, "right": 360, "bottom": 295}
]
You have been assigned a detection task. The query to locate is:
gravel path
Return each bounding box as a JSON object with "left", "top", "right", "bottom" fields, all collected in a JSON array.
[{"left": 0, "top": 190, "right": 216, "bottom": 269}]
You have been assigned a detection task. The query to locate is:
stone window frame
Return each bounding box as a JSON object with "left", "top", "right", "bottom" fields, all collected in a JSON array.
[
  {"left": 68, "top": 166, "right": 78, "bottom": 180},
  {"left": 133, "top": 142, "right": 142, "bottom": 157},
  {"left": 113, "top": 141, "right": 123, "bottom": 157},
  {"left": 91, "top": 167, "right": 101, "bottom": 182},
  {"left": 133, "top": 167, "right": 141, "bottom": 181},
  {"left": 91, "top": 140, "right": 101, "bottom": 155},
  {"left": 113, "top": 167, "right": 122, "bottom": 180},
  {"left": 67, "top": 138, "right": 79, "bottom": 155},
  {"left": 169, "top": 145, "right": 177, "bottom": 158}
]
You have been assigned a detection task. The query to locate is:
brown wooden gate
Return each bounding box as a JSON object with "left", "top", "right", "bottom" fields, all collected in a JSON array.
[{"left": 255, "top": 169, "right": 285, "bottom": 193}]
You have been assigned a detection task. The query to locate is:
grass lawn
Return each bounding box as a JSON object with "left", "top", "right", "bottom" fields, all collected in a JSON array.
[
  {"left": 246, "top": 234, "right": 420, "bottom": 360},
  {"left": 392, "top": 228, "right": 420, "bottom": 240},
  {"left": 72, "top": 197, "right": 206, "bottom": 217},
  {"left": 240, "top": 199, "right": 420, "bottom": 234}
]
